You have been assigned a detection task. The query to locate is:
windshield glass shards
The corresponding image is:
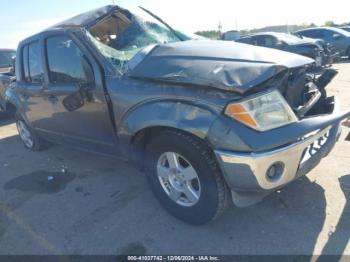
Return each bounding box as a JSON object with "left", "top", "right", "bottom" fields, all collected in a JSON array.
[{"left": 87, "top": 8, "right": 188, "bottom": 71}]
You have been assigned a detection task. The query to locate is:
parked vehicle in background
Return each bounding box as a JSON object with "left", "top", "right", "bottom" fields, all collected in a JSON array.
[
  {"left": 222, "top": 30, "right": 241, "bottom": 41},
  {"left": 5, "top": 5, "right": 350, "bottom": 225},
  {"left": 0, "top": 49, "right": 16, "bottom": 115},
  {"left": 0, "top": 49, "right": 15, "bottom": 73},
  {"left": 339, "top": 26, "right": 350, "bottom": 33},
  {"left": 292, "top": 35, "right": 340, "bottom": 65},
  {"left": 235, "top": 32, "right": 325, "bottom": 68},
  {"left": 295, "top": 27, "right": 350, "bottom": 58}
]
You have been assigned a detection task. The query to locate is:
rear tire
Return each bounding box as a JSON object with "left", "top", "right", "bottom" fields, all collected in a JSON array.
[
  {"left": 145, "top": 130, "right": 229, "bottom": 225},
  {"left": 15, "top": 113, "right": 50, "bottom": 151}
]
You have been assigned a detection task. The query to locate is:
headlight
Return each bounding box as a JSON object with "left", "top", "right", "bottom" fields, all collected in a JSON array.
[{"left": 225, "top": 90, "right": 298, "bottom": 131}]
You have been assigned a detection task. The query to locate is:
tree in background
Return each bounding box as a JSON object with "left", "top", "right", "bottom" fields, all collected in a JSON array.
[
  {"left": 324, "top": 21, "right": 335, "bottom": 26},
  {"left": 195, "top": 30, "right": 221, "bottom": 39}
]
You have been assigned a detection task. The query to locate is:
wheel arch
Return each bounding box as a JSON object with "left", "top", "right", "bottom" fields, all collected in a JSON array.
[{"left": 118, "top": 100, "right": 220, "bottom": 164}]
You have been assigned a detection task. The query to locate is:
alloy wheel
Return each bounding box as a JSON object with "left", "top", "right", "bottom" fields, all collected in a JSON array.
[
  {"left": 16, "top": 120, "right": 34, "bottom": 149},
  {"left": 157, "top": 152, "right": 201, "bottom": 207}
]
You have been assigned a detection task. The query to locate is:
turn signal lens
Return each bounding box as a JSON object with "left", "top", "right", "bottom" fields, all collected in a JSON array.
[{"left": 226, "top": 104, "right": 257, "bottom": 127}]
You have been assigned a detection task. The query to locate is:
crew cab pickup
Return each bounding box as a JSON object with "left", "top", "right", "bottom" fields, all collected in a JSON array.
[{"left": 6, "top": 5, "right": 350, "bottom": 224}]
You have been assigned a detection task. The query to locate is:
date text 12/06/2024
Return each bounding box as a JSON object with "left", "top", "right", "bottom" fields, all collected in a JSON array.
[{"left": 127, "top": 255, "right": 220, "bottom": 261}]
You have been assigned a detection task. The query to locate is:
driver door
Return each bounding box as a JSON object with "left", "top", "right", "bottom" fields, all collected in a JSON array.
[{"left": 43, "top": 33, "right": 119, "bottom": 154}]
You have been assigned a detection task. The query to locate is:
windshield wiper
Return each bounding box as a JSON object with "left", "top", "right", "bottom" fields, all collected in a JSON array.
[{"left": 138, "top": 6, "right": 185, "bottom": 41}]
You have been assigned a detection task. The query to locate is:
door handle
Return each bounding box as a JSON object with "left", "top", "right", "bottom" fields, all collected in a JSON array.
[{"left": 48, "top": 95, "right": 58, "bottom": 104}]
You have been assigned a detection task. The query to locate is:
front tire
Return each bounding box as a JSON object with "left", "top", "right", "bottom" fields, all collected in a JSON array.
[
  {"left": 145, "top": 130, "right": 229, "bottom": 225},
  {"left": 15, "top": 114, "right": 50, "bottom": 151}
]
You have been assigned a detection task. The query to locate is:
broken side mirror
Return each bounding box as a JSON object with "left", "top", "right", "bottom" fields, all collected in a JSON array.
[{"left": 62, "top": 90, "right": 85, "bottom": 112}]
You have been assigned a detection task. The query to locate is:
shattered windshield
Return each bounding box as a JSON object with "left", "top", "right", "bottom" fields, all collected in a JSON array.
[
  {"left": 0, "top": 51, "right": 15, "bottom": 68},
  {"left": 87, "top": 7, "right": 190, "bottom": 71}
]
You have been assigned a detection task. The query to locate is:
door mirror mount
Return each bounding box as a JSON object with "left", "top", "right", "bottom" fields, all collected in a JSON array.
[{"left": 80, "top": 54, "right": 95, "bottom": 84}]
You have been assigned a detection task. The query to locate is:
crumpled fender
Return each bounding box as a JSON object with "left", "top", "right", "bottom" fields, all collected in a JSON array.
[{"left": 117, "top": 99, "right": 219, "bottom": 144}]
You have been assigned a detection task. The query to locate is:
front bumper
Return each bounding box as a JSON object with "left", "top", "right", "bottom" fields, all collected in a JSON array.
[{"left": 214, "top": 99, "right": 350, "bottom": 195}]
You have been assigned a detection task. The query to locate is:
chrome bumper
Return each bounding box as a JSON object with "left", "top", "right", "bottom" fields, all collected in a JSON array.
[{"left": 215, "top": 124, "right": 341, "bottom": 191}]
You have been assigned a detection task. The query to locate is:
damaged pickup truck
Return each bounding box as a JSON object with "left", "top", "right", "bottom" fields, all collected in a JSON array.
[{"left": 6, "top": 5, "right": 350, "bottom": 224}]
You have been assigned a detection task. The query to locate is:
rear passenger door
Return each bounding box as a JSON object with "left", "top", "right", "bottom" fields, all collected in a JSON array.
[
  {"left": 43, "top": 33, "right": 118, "bottom": 154},
  {"left": 17, "top": 40, "right": 62, "bottom": 139}
]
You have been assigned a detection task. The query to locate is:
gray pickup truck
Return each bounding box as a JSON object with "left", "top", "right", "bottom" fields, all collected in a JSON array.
[{"left": 5, "top": 5, "right": 350, "bottom": 224}]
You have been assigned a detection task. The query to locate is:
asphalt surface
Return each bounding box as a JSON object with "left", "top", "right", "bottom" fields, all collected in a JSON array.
[{"left": 0, "top": 63, "right": 349, "bottom": 255}]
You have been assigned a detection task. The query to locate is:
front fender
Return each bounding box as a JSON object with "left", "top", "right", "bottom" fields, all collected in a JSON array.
[{"left": 118, "top": 100, "right": 219, "bottom": 144}]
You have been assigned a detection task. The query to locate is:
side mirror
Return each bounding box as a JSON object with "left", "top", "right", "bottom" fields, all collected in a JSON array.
[
  {"left": 62, "top": 55, "right": 95, "bottom": 112},
  {"left": 62, "top": 91, "right": 85, "bottom": 112}
]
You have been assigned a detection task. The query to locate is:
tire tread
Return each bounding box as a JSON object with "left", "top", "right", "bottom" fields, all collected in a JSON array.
[{"left": 147, "top": 129, "right": 229, "bottom": 223}]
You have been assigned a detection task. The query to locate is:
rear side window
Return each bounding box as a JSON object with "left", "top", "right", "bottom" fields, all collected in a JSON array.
[
  {"left": 28, "top": 42, "right": 43, "bottom": 83},
  {"left": 255, "top": 36, "right": 277, "bottom": 47},
  {"left": 22, "top": 42, "right": 43, "bottom": 83},
  {"left": 22, "top": 45, "right": 30, "bottom": 81},
  {"left": 301, "top": 30, "right": 323, "bottom": 38},
  {"left": 46, "top": 36, "right": 90, "bottom": 84},
  {"left": 236, "top": 37, "right": 253, "bottom": 44}
]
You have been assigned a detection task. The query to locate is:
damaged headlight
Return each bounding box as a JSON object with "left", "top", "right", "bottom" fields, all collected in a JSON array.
[{"left": 225, "top": 90, "right": 298, "bottom": 131}]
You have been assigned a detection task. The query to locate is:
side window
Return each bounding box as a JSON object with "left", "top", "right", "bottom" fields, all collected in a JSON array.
[
  {"left": 251, "top": 36, "right": 259, "bottom": 45},
  {"left": 237, "top": 37, "right": 252, "bottom": 44},
  {"left": 46, "top": 35, "right": 93, "bottom": 84},
  {"left": 312, "top": 30, "right": 324, "bottom": 38},
  {"left": 254, "top": 36, "right": 265, "bottom": 46},
  {"left": 22, "top": 45, "right": 30, "bottom": 82},
  {"left": 255, "top": 36, "right": 276, "bottom": 47},
  {"left": 264, "top": 36, "right": 277, "bottom": 47},
  {"left": 22, "top": 42, "right": 43, "bottom": 83},
  {"left": 28, "top": 42, "right": 43, "bottom": 83},
  {"left": 298, "top": 31, "right": 310, "bottom": 37},
  {"left": 300, "top": 30, "right": 319, "bottom": 38}
]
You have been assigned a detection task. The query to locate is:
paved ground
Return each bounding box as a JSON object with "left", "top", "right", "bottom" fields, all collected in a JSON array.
[{"left": 0, "top": 63, "right": 349, "bottom": 255}]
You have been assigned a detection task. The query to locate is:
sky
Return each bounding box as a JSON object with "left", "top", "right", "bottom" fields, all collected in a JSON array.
[{"left": 1, "top": 0, "right": 349, "bottom": 48}]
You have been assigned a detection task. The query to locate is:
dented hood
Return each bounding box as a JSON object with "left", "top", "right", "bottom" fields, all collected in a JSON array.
[{"left": 128, "top": 40, "right": 314, "bottom": 94}]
